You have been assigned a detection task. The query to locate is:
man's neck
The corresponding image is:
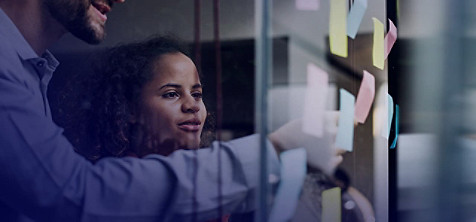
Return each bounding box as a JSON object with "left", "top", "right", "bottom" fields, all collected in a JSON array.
[{"left": 0, "top": 0, "right": 66, "bottom": 56}]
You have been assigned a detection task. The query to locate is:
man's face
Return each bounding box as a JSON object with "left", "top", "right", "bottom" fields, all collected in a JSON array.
[{"left": 44, "top": 0, "right": 120, "bottom": 44}]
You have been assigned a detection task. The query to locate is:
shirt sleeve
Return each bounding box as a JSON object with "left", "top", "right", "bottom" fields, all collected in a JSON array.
[{"left": 0, "top": 73, "right": 280, "bottom": 222}]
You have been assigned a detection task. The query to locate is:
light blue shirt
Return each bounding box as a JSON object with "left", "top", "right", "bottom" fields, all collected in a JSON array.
[{"left": 0, "top": 8, "right": 280, "bottom": 222}]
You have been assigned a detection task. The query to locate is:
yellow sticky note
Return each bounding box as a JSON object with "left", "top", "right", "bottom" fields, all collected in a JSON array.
[
  {"left": 329, "top": 0, "right": 347, "bottom": 58},
  {"left": 322, "top": 187, "right": 342, "bottom": 222},
  {"left": 372, "top": 17, "right": 384, "bottom": 70}
]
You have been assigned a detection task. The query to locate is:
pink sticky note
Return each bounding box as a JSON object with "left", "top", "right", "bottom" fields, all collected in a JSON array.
[
  {"left": 354, "top": 71, "right": 375, "bottom": 124},
  {"left": 302, "top": 63, "right": 329, "bottom": 137},
  {"left": 296, "top": 0, "right": 320, "bottom": 11},
  {"left": 385, "top": 19, "right": 397, "bottom": 59}
]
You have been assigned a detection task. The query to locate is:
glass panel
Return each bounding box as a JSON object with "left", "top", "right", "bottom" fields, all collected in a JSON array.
[{"left": 47, "top": 0, "right": 388, "bottom": 221}]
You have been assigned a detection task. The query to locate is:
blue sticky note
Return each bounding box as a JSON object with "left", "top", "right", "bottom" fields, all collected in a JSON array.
[
  {"left": 390, "top": 104, "right": 399, "bottom": 149},
  {"left": 347, "top": 0, "right": 367, "bottom": 39},
  {"left": 335, "top": 89, "right": 355, "bottom": 152},
  {"left": 387, "top": 94, "right": 394, "bottom": 139},
  {"left": 269, "top": 148, "right": 307, "bottom": 222}
]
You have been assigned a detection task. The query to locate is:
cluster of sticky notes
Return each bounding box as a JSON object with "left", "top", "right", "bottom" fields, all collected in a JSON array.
[
  {"left": 373, "top": 18, "right": 398, "bottom": 69},
  {"left": 327, "top": 0, "right": 398, "bottom": 67},
  {"left": 295, "top": 0, "right": 320, "bottom": 11},
  {"left": 335, "top": 70, "right": 376, "bottom": 152},
  {"left": 268, "top": 148, "right": 307, "bottom": 222},
  {"left": 303, "top": 65, "right": 376, "bottom": 152},
  {"left": 329, "top": 0, "right": 369, "bottom": 58}
]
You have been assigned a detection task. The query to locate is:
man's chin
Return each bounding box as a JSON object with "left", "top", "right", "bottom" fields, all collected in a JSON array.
[
  {"left": 68, "top": 20, "right": 106, "bottom": 44},
  {"left": 71, "top": 30, "right": 105, "bottom": 45}
]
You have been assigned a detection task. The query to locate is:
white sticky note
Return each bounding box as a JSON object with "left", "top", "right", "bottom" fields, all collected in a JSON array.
[
  {"left": 296, "top": 0, "right": 320, "bottom": 11},
  {"left": 322, "top": 187, "right": 342, "bottom": 222},
  {"left": 268, "top": 148, "right": 307, "bottom": 222},
  {"left": 329, "top": 0, "right": 348, "bottom": 57},
  {"left": 354, "top": 71, "right": 375, "bottom": 124},
  {"left": 303, "top": 63, "right": 329, "bottom": 137},
  {"left": 347, "top": 0, "right": 368, "bottom": 39},
  {"left": 335, "top": 89, "right": 355, "bottom": 152}
]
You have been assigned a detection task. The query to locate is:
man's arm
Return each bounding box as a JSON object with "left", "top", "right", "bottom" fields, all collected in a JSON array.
[{"left": 0, "top": 74, "right": 280, "bottom": 221}]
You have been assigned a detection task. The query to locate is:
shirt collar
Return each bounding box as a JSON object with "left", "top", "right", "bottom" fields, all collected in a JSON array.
[{"left": 0, "top": 7, "right": 46, "bottom": 60}]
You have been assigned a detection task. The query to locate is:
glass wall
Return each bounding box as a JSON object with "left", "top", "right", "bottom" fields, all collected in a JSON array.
[{"left": 49, "top": 0, "right": 388, "bottom": 221}]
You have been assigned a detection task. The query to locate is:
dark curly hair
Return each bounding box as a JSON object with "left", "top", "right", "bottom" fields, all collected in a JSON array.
[{"left": 64, "top": 36, "right": 213, "bottom": 162}]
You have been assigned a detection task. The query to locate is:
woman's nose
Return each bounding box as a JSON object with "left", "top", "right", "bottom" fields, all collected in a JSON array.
[{"left": 181, "top": 96, "right": 200, "bottom": 113}]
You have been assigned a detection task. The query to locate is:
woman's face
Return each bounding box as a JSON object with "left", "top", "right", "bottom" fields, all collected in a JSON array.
[{"left": 136, "top": 52, "right": 207, "bottom": 156}]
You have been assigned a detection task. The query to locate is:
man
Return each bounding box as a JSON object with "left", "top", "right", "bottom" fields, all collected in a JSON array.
[{"left": 0, "top": 0, "right": 334, "bottom": 221}]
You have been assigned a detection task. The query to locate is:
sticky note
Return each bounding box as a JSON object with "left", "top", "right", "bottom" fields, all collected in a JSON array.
[
  {"left": 296, "top": 0, "right": 320, "bottom": 11},
  {"left": 372, "top": 17, "right": 384, "bottom": 70},
  {"left": 346, "top": 0, "right": 367, "bottom": 39},
  {"left": 268, "top": 148, "right": 307, "bottom": 222},
  {"left": 386, "top": 94, "right": 394, "bottom": 139},
  {"left": 335, "top": 89, "right": 355, "bottom": 152},
  {"left": 390, "top": 104, "right": 399, "bottom": 149},
  {"left": 302, "top": 63, "right": 329, "bottom": 137},
  {"left": 354, "top": 70, "right": 375, "bottom": 124},
  {"left": 322, "top": 187, "right": 342, "bottom": 222},
  {"left": 329, "top": 0, "right": 348, "bottom": 58},
  {"left": 385, "top": 19, "right": 397, "bottom": 59}
]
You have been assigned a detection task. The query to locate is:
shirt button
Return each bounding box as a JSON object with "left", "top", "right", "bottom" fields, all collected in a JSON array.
[{"left": 37, "top": 61, "right": 45, "bottom": 67}]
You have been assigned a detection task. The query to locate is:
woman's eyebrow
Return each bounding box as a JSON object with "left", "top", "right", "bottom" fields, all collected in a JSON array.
[
  {"left": 192, "top": 83, "right": 202, "bottom": 89},
  {"left": 159, "top": 83, "right": 181, "bottom": 90},
  {"left": 159, "top": 83, "right": 202, "bottom": 90}
]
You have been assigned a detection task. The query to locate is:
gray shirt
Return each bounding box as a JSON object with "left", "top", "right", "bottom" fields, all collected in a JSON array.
[{"left": 0, "top": 8, "right": 280, "bottom": 222}]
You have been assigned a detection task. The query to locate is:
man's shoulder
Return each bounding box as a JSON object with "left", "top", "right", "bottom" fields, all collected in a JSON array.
[{"left": 0, "top": 41, "right": 27, "bottom": 80}]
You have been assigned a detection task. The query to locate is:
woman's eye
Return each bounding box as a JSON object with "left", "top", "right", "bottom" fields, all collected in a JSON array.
[
  {"left": 192, "top": 92, "right": 203, "bottom": 99},
  {"left": 162, "top": 92, "right": 179, "bottom": 98}
]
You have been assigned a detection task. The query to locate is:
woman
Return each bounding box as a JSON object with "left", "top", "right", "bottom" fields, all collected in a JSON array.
[{"left": 68, "top": 36, "right": 212, "bottom": 161}]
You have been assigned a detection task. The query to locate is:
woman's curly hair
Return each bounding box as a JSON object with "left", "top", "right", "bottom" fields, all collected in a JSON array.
[{"left": 63, "top": 36, "right": 213, "bottom": 162}]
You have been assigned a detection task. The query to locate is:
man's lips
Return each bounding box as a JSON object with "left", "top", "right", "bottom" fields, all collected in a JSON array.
[
  {"left": 178, "top": 119, "right": 202, "bottom": 132},
  {"left": 90, "top": 6, "right": 107, "bottom": 22},
  {"left": 90, "top": 1, "right": 112, "bottom": 22},
  {"left": 91, "top": 1, "right": 111, "bottom": 14}
]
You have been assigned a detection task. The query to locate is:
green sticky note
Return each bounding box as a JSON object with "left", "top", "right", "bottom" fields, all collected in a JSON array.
[
  {"left": 372, "top": 17, "right": 384, "bottom": 70},
  {"left": 322, "top": 187, "right": 342, "bottom": 222},
  {"left": 329, "top": 0, "right": 347, "bottom": 58}
]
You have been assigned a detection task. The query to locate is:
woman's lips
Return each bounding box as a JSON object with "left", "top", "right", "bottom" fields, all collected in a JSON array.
[{"left": 178, "top": 119, "right": 202, "bottom": 132}]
